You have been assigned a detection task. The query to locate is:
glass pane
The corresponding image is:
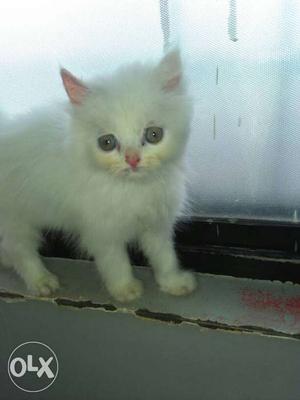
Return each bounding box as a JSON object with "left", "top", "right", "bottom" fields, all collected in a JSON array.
[
  {"left": 0, "top": 0, "right": 162, "bottom": 116},
  {"left": 168, "top": 0, "right": 300, "bottom": 221}
]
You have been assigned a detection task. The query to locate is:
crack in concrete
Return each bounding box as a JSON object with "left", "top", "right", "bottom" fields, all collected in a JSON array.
[{"left": 0, "top": 291, "right": 299, "bottom": 340}]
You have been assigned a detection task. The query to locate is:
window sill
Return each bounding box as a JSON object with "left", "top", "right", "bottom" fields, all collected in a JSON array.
[{"left": 0, "top": 257, "right": 299, "bottom": 339}]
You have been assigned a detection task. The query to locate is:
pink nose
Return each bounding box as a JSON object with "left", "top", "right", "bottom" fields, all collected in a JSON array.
[{"left": 125, "top": 153, "right": 140, "bottom": 169}]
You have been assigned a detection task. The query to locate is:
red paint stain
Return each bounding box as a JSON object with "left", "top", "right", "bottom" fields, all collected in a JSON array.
[{"left": 241, "top": 289, "right": 300, "bottom": 324}]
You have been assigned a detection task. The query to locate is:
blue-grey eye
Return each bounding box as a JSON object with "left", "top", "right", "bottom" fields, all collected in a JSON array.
[
  {"left": 144, "top": 126, "right": 164, "bottom": 144},
  {"left": 97, "top": 134, "right": 117, "bottom": 151}
]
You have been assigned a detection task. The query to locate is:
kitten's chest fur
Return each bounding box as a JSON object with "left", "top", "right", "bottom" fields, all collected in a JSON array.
[{"left": 72, "top": 171, "right": 183, "bottom": 240}]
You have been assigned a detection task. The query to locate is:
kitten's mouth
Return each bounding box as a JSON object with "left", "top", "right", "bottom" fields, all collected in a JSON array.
[
  {"left": 120, "top": 166, "right": 144, "bottom": 176},
  {"left": 125, "top": 167, "right": 141, "bottom": 173}
]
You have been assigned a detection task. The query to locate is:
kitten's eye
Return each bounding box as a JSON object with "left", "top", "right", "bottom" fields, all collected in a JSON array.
[
  {"left": 97, "top": 134, "right": 117, "bottom": 151},
  {"left": 144, "top": 126, "right": 164, "bottom": 144}
]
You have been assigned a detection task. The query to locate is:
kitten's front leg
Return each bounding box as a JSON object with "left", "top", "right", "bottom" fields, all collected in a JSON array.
[
  {"left": 0, "top": 228, "right": 59, "bottom": 296},
  {"left": 82, "top": 233, "right": 143, "bottom": 302},
  {"left": 97, "top": 245, "right": 143, "bottom": 302},
  {"left": 140, "top": 231, "right": 197, "bottom": 296}
]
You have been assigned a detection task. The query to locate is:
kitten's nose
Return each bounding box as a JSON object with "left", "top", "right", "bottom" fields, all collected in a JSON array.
[{"left": 125, "top": 150, "right": 141, "bottom": 169}]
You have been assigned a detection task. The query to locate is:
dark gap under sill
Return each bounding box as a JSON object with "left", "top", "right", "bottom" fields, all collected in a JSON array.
[{"left": 40, "top": 217, "right": 300, "bottom": 285}]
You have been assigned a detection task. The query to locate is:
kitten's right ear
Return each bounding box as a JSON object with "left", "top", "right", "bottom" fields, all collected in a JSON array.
[{"left": 60, "top": 68, "right": 89, "bottom": 105}]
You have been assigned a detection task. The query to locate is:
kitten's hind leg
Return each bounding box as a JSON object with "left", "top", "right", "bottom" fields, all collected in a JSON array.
[{"left": 0, "top": 225, "right": 59, "bottom": 296}]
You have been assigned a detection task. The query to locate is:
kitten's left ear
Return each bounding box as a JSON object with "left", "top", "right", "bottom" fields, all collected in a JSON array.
[
  {"left": 155, "top": 49, "right": 183, "bottom": 93},
  {"left": 60, "top": 68, "right": 89, "bottom": 105}
]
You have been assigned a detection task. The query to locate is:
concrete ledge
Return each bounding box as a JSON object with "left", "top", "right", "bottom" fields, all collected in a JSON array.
[
  {"left": 0, "top": 258, "right": 300, "bottom": 399},
  {"left": 0, "top": 257, "right": 300, "bottom": 338}
]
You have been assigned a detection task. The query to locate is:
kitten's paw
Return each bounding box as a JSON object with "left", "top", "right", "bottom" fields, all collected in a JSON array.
[
  {"left": 109, "top": 278, "right": 143, "bottom": 302},
  {"left": 27, "top": 270, "right": 60, "bottom": 297},
  {"left": 158, "top": 270, "right": 197, "bottom": 296}
]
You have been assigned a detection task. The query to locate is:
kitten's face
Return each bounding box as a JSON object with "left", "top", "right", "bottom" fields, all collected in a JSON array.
[{"left": 61, "top": 50, "right": 192, "bottom": 179}]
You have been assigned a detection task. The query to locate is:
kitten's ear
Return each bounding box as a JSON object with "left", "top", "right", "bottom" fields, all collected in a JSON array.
[
  {"left": 156, "top": 49, "right": 183, "bottom": 93},
  {"left": 60, "top": 68, "right": 89, "bottom": 105}
]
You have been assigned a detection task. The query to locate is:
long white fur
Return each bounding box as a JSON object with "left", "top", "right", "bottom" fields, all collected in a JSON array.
[{"left": 0, "top": 50, "right": 196, "bottom": 302}]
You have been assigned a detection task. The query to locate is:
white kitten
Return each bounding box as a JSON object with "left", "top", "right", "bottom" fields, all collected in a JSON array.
[{"left": 0, "top": 49, "right": 196, "bottom": 302}]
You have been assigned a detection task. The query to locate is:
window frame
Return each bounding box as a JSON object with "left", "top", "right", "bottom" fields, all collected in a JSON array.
[{"left": 41, "top": 216, "right": 300, "bottom": 285}]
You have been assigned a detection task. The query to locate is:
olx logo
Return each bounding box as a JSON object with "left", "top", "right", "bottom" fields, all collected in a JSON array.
[{"left": 8, "top": 341, "right": 59, "bottom": 392}]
